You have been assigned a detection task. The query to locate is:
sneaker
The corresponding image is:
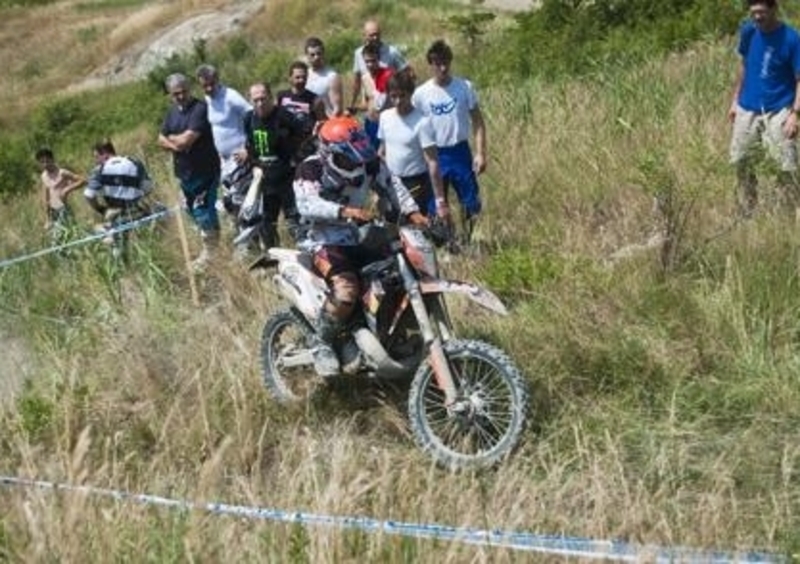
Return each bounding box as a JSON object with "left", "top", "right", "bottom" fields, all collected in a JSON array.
[
  {"left": 191, "top": 248, "right": 211, "bottom": 273},
  {"left": 312, "top": 338, "right": 340, "bottom": 377}
]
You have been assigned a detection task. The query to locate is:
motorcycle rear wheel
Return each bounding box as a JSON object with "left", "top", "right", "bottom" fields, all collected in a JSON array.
[
  {"left": 408, "top": 339, "right": 528, "bottom": 471},
  {"left": 260, "top": 308, "right": 323, "bottom": 402}
]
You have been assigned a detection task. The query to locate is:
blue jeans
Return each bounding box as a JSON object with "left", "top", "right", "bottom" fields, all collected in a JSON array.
[{"left": 180, "top": 172, "right": 220, "bottom": 231}]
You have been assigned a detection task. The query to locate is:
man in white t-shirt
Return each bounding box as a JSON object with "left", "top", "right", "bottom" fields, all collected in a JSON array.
[
  {"left": 350, "top": 19, "right": 410, "bottom": 112},
  {"left": 378, "top": 71, "right": 448, "bottom": 220},
  {"left": 196, "top": 64, "right": 252, "bottom": 180},
  {"left": 305, "top": 37, "right": 343, "bottom": 118},
  {"left": 412, "top": 40, "right": 486, "bottom": 243}
]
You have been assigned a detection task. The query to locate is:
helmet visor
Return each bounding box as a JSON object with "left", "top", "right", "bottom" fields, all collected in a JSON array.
[{"left": 329, "top": 130, "right": 375, "bottom": 170}]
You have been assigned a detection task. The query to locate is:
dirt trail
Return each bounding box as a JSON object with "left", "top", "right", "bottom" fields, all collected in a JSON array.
[
  {"left": 71, "top": 0, "right": 263, "bottom": 92},
  {"left": 72, "top": 0, "right": 534, "bottom": 92}
]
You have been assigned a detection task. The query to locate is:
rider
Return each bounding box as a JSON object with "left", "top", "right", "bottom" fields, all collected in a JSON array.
[
  {"left": 84, "top": 140, "right": 153, "bottom": 232},
  {"left": 293, "top": 116, "right": 428, "bottom": 376}
]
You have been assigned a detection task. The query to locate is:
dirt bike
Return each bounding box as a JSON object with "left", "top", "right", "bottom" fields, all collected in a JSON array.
[{"left": 252, "top": 220, "right": 528, "bottom": 470}]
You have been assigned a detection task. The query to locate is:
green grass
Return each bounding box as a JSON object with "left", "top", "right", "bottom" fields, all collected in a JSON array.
[{"left": 1, "top": 0, "right": 799, "bottom": 561}]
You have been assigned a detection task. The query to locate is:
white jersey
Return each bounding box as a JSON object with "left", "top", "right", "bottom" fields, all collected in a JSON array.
[
  {"left": 412, "top": 76, "right": 478, "bottom": 148},
  {"left": 352, "top": 42, "right": 407, "bottom": 76},
  {"left": 205, "top": 85, "right": 252, "bottom": 158},
  {"left": 307, "top": 65, "right": 339, "bottom": 117},
  {"left": 378, "top": 107, "right": 436, "bottom": 177},
  {"left": 84, "top": 156, "right": 152, "bottom": 202},
  {"left": 293, "top": 156, "right": 418, "bottom": 249}
]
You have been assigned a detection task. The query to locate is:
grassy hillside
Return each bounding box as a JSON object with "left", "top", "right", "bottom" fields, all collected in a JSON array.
[{"left": 2, "top": 0, "right": 800, "bottom": 561}]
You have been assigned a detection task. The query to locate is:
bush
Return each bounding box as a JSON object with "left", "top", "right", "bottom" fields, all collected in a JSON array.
[
  {"left": 0, "top": 136, "right": 34, "bottom": 200},
  {"left": 504, "top": 0, "right": 742, "bottom": 80}
]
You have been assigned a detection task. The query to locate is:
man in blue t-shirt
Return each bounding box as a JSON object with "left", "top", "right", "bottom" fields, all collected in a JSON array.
[
  {"left": 728, "top": 0, "right": 800, "bottom": 217},
  {"left": 158, "top": 73, "right": 221, "bottom": 271}
]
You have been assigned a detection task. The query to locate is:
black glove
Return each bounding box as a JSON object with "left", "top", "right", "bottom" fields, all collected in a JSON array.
[{"left": 426, "top": 216, "right": 452, "bottom": 248}]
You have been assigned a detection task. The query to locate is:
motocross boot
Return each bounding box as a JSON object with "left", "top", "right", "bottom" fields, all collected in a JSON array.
[
  {"left": 312, "top": 314, "right": 343, "bottom": 377},
  {"left": 339, "top": 335, "right": 362, "bottom": 375}
]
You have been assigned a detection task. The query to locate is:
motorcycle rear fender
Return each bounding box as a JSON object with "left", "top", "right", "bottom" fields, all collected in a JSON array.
[{"left": 418, "top": 278, "right": 508, "bottom": 316}]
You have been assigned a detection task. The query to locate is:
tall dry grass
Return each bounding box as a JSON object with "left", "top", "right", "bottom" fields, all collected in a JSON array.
[{"left": 1, "top": 1, "right": 799, "bottom": 562}]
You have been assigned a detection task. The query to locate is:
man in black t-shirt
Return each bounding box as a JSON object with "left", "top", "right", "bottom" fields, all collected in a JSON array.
[
  {"left": 276, "top": 61, "right": 326, "bottom": 164},
  {"left": 232, "top": 81, "right": 306, "bottom": 251},
  {"left": 157, "top": 73, "right": 221, "bottom": 270}
]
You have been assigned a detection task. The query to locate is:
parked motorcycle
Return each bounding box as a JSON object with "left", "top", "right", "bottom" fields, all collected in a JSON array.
[{"left": 252, "top": 220, "right": 528, "bottom": 470}]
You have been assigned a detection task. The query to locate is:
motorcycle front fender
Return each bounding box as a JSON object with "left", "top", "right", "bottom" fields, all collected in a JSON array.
[{"left": 418, "top": 278, "right": 508, "bottom": 316}]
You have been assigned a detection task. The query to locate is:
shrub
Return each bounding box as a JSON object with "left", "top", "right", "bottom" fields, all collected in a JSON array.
[
  {"left": 0, "top": 136, "right": 35, "bottom": 200},
  {"left": 505, "top": 0, "right": 742, "bottom": 80}
]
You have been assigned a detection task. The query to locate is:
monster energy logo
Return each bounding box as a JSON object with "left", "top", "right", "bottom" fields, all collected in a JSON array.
[{"left": 253, "top": 129, "right": 270, "bottom": 157}]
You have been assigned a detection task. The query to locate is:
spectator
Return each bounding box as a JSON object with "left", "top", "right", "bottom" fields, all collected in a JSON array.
[
  {"left": 305, "top": 37, "right": 344, "bottom": 118},
  {"left": 195, "top": 64, "right": 252, "bottom": 182},
  {"left": 728, "top": 0, "right": 800, "bottom": 217},
  {"left": 350, "top": 19, "right": 410, "bottom": 112},
  {"left": 276, "top": 60, "right": 327, "bottom": 162},
  {"left": 355, "top": 42, "right": 394, "bottom": 151},
  {"left": 35, "top": 147, "right": 84, "bottom": 242},
  {"left": 378, "top": 70, "right": 448, "bottom": 221},
  {"left": 157, "top": 72, "right": 221, "bottom": 271},
  {"left": 84, "top": 140, "right": 153, "bottom": 223},
  {"left": 232, "top": 81, "right": 306, "bottom": 254},
  {"left": 412, "top": 40, "right": 486, "bottom": 244}
]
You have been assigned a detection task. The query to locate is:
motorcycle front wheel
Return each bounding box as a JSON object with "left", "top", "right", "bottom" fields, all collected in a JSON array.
[
  {"left": 260, "top": 308, "right": 322, "bottom": 403},
  {"left": 408, "top": 339, "right": 528, "bottom": 471}
]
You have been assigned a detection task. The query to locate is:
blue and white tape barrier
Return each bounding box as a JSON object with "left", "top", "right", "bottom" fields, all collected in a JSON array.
[
  {"left": 0, "top": 206, "right": 177, "bottom": 270},
  {"left": 0, "top": 476, "right": 784, "bottom": 563}
]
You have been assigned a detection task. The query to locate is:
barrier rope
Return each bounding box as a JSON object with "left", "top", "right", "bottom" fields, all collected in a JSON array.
[
  {"left": 0, "top": 206, "right": 177, "bottom": 270},
  {"left": 0, "top": 476, "right": 784, "bottom": 563}
]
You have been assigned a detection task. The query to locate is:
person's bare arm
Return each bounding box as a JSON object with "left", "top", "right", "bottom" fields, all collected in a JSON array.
[
  {"left": 350, "top": 71, "right": 363, "bottom": 111},
  {"left": 783, "top": 76, "right": 800, "bottom": 139},
  {"left": 329, "top": 73, "right": 344, "bottom": 116},
  {"left": 60, "top": 170, "right": 85, "bottom": 198},
  {"left": 423, "top": 145, "right": 449, "bottom": 218},
  {"left": 470, "top": 105, "right": 487, "bottom": 174},
  {"left": 728, "top": 60, "right": 744, "bottom": 123},
  {"left": 158, "top": 129, "right": 201, "bottom": 153},
  {"left": 42, "top": 180, "right": 50, "bottom": 225}
]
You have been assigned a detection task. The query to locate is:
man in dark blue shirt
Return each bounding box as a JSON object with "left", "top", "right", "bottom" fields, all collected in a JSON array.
[{"left": 158, "top": 72, "right": 221, "bottom": 270}]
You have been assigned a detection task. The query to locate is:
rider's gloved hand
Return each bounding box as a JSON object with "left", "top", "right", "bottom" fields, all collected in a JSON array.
[
  {"left": 407, "top": 211, "right": 429, "bottom": 227},
  {"left": 340, "top": 206, "right": 375, "bottom": 224}
]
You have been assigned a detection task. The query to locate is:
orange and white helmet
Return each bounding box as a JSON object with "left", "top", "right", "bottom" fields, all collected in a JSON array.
[{"left": 318, "top": 116, "right": 376, "bottom": 182}]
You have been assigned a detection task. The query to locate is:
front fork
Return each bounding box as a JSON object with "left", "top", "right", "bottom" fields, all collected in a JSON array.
[{"left": 398, "top": 258, "right": 459, "bottom": 405}]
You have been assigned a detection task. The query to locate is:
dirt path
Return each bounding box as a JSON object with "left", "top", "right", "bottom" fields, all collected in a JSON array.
[
  {"left": 71, "top": 0, "right": 263, "bottom": 92},
  {"left": 72, "top": 0, "right": 534, "bottom": 92}
]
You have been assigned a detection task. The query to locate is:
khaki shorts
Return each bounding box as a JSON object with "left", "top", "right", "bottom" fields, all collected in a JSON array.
[{"left": 729, "top": 105, "right": 798, "bottom": 172}]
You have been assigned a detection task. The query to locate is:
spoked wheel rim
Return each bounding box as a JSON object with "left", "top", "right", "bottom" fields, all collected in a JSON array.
[
  {"left": 422, "top": 359, "right": 517, "bottom": 454},
  {"left": 262, "top": 310, "right": 321, "bottom": 402},
  {"left": 409, "top": 340, "right": 527, "bottom": 469}
]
